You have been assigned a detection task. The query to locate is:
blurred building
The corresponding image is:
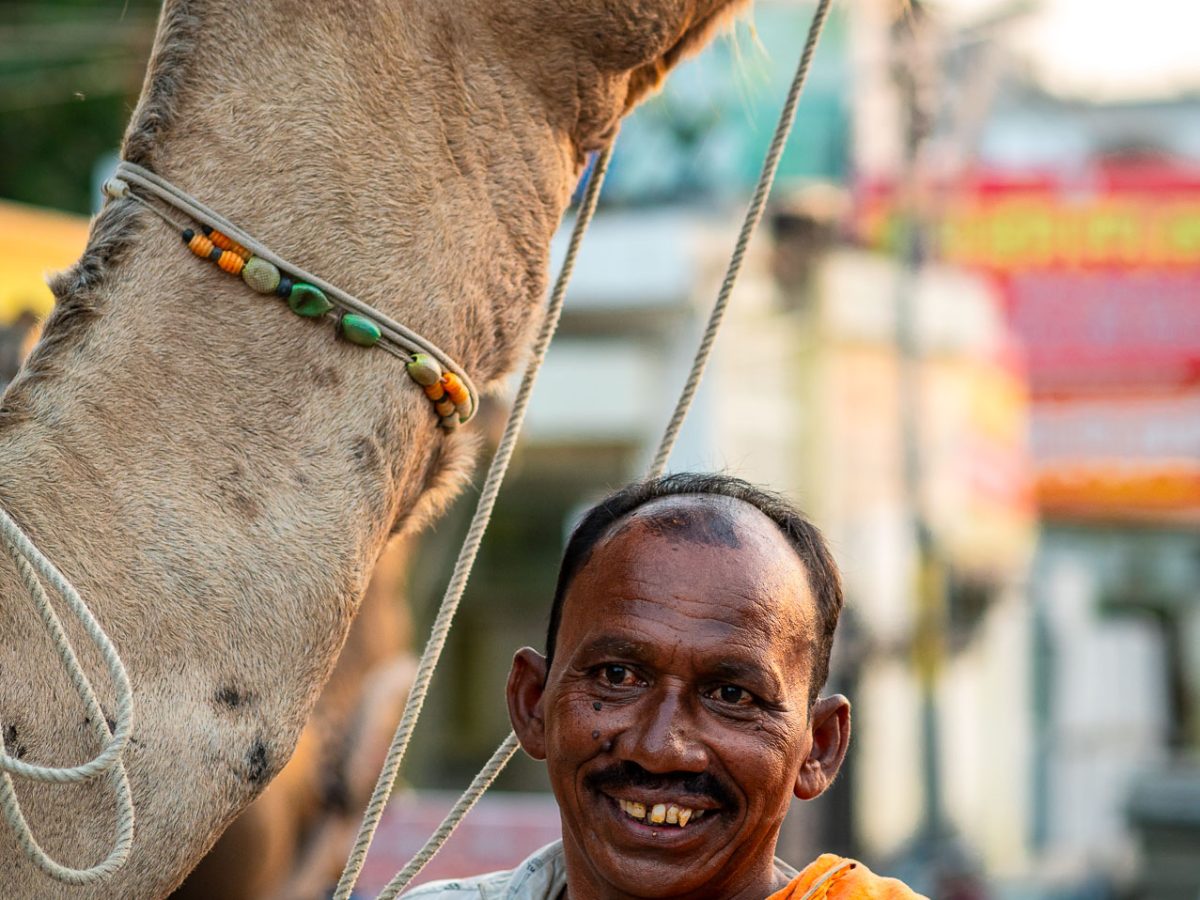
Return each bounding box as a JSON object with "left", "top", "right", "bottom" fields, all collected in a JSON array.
[{"left": 854, "top": 30, "right": 1200, "bottom": 889}]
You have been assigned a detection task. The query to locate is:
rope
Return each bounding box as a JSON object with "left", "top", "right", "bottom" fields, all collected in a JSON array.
[
  {"left": 0, "top": 505, "right": 135, "bottom": 883},
  {"left": 331, "top": 146, "right": 613, "bottom": 900},
  {"left": 648, "top": 0, "right": 833, "bottom": 478},
  {"left": 374, "top": 733, "right": 519, "bottom": 900},
  {"left": 109, "top": 162, "right": 480, "bottom": 423},
  {"left": 348, "top": 1, "right": 834, "bottom": 893}
]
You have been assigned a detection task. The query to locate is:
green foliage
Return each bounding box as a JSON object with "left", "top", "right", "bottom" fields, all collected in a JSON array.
[{"left": 0, "top": 1, "right": 159, "bottom": 213}]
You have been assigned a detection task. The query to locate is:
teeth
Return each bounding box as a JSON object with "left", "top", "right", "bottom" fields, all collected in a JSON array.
[
  {"left": 617, "top": 799, "right": 705, "bottom": 827},
  {"left": 618, "top": 799, "right": 646, "bottom": 819}
]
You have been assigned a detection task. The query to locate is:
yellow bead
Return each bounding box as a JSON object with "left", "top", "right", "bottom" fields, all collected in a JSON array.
[
  {"left": 241, "top": 257, "right": 281, "bottom": 294},
  {"left": 406, "top": 354, "right": 443, "bottom": 386}
]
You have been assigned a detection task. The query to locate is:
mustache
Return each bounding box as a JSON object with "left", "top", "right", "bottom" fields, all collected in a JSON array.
[{"left": 584, "top": 760, "right": 736, "bottom": 808}]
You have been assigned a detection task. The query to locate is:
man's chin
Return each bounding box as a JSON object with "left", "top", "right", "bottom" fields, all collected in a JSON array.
[{"left": 568, "top": 792, "right": 739, "bottom": 897}]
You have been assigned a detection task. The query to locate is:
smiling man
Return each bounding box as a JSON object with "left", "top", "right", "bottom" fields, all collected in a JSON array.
[{"left": 408, "top": 473, "right": 922, "bottom": 899}]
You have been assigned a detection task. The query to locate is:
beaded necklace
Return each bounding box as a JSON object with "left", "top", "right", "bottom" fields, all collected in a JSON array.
[{"left": 103, "top": 162, "right": 477, "bottom": 430}]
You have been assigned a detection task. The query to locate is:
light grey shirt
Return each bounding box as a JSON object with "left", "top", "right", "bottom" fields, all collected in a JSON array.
[{"left": 403, "top": 839, "right": 801, "bottom": 899}]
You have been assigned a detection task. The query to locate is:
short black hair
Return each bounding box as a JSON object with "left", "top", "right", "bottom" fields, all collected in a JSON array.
[{"left": 545, "top": 473, "right": 843, "bottom": 701}]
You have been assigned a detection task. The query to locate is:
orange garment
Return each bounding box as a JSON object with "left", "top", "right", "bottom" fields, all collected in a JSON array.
[{"left": 766, "top": 854, "right": 927, "bottom": 900}]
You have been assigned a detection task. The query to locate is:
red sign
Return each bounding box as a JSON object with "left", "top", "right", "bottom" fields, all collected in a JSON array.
[
  {"left": 855, "top": 164, "right": 1200, "bottom": 521},
  {"left": 856, "top": 166, "right": 1200, "bottom": 394}
]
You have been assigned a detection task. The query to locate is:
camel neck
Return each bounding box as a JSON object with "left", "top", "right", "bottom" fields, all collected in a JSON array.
[{"left": 125, "top": 0, "right": 578, "bottom": 382}]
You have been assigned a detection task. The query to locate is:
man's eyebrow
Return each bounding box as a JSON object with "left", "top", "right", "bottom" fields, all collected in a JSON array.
[{"left": 574, "top": 636, "right": 653, "bottom": 660}]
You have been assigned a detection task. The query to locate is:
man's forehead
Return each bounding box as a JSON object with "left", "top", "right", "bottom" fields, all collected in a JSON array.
[
  {"left": 571, "top": 494, "right": 815, "bottom": 628},
  {"left": 601, "top": 493, "right": 782, "bottom": 553}
]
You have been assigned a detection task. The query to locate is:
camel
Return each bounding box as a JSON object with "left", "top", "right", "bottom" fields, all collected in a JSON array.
[{"left": 0, "top": 1, "right": 747, "bottom": 895}]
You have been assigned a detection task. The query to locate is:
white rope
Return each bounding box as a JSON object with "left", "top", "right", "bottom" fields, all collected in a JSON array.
[
  {"left": 374, "top": 733, "right": 519, "bottom": 900},
  {"left": 110, "top": 162, "right": 480, "bottom": 423},
  {"left": 648, "top": 0, "right": 833, "bottom": 478},
  {"left": 0, "top": 505, "right": 135, "bottom": 883},
  {"left": 345, "top": 1, "right": 834, "bottom": 893},
  {"left": 332, "top": 146, "right": 614, "bottom": 900}
]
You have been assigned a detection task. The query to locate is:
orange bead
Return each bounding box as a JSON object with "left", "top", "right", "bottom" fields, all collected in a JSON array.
[
  {"left": 423, "top": 382, "right": 446, "bottom": 401},
  {"left": 217, "top": 250, "right": 245, "bottom": 275},
  {"left": 209, "top": 230, "right": 250, "bottom": 259},
  {"left": 187, "top": 233, "right": 215, "bottom": 258},
  {"left": 434, "top": 397, "right": 456, "bottom": 418},
  {"left": 441, "top": 373, "right": 470, "bottom": 406}
]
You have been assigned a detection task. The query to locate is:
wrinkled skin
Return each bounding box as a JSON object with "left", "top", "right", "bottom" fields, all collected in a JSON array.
[
  {"left": 509, "top": 496, "right": 851, "bottom": 900},
  {"left": 0, "top": 1, "right": 748, "bottom": 896}
]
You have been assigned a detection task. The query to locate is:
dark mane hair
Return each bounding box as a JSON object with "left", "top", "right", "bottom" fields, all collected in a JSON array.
[{"left": 545, "top": 472, "right": 843, "bottom": 702}]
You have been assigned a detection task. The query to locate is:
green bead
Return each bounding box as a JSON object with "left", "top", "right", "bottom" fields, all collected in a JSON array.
[
  {"left": 241, "top": 257, "right": 281, "bottom": 294},
  {"left": 406, "top": 353, "right": 442, "bottom": 386},
  {"left": 338, "top": 313, "right": 381, "bottom": 347},
  {"left": 287, "top": 282, "right": 333, "bottom": 318}
]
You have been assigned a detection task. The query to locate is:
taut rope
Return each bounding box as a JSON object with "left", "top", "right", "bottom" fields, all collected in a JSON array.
[
  {"left": 334, "top": 146, "right": 614, "bottom": 900},
  {"left": 341, "top": 0, "right": 834, "bottom": 895}
]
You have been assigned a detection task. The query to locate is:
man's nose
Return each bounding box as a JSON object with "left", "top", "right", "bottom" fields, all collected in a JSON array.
[{"left": 621, "top": 686, "right": 707, "bottom": 773}]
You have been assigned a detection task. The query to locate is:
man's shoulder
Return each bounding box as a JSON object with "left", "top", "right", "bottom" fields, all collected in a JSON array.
[
  {"left": 401, "top": 841, "right": 567, "bottom": 900},
  {"left": 401, "top": 868, "right": 512, "bottom": 899}
]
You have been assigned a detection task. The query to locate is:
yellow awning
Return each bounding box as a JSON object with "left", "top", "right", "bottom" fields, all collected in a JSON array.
[{"left": 0, "top": 200, "right": 89, "bottom": 324}]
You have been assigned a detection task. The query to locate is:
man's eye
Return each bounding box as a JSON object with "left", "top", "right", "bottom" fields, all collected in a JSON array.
[
  {"left": 602, "top": 664, "right": 634, "bottom": 686},
  {"left": 715, "top": 684, "right": 753, "bottom": 706}
]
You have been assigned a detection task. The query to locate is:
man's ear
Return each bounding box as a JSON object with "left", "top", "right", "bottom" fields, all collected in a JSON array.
[
  {"left": 507, "top": 647, "right": 550, "bottom": 761},
  {"left": 795, "top": 694, "right": 851, "bottom": 801}
]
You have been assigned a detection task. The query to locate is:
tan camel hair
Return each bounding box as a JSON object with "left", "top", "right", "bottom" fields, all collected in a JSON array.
[
  {"left": 172, "top": 535, "right": 418, "bottom": 900},
  {"left": 0, "top": 0, "right": 746, "bottom": 896}
]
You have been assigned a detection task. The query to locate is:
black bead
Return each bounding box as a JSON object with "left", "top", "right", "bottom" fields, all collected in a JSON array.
[
  {"left": 181, "top": 228, "right": 194, "bottom": 243},
  {"left": 208, "top": 247, "right": 223, "bottom": 261},
  {"left": 276, "top": 276, "right": 294, "bottom": 298},
  {"left": 201, "top": 225, "right": 213, "bottom": 236}
]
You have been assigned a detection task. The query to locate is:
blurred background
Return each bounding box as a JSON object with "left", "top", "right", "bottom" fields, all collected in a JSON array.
[{"left": 3, "top": 1, "right": 1199, "bottom": 898}]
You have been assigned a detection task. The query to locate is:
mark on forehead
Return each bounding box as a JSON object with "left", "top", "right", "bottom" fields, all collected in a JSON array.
[{"left": 613, "top": 502, "right": 741, "bottom": 550}]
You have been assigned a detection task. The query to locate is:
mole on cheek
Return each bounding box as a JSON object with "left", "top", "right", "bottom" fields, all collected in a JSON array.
[
  {"left": 592, "top": 730, "right": 601, "bottom": 740},
  {"left": 593, "top": 701, "right": 602, "bottom": 711}
]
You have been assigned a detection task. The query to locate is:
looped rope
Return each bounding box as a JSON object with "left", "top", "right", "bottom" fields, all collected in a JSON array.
[
  {"left": 336, "top": 0, "right": 833, "bottom": 893},
  {"left": 111, "top": 161, "right": 480, "bottom": 423},
  {"left": 0, "top": 505, "right": 135, "bottom": 883}
]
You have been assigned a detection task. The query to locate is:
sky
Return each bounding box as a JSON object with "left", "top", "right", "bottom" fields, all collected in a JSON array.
[{"left": 933, "top": 0, "right": 1200, "bottom": 100}]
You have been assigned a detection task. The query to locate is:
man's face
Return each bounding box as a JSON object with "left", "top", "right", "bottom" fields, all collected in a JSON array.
[{"left": 508, "top": 496, "right": 849, "bottom": 900}]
